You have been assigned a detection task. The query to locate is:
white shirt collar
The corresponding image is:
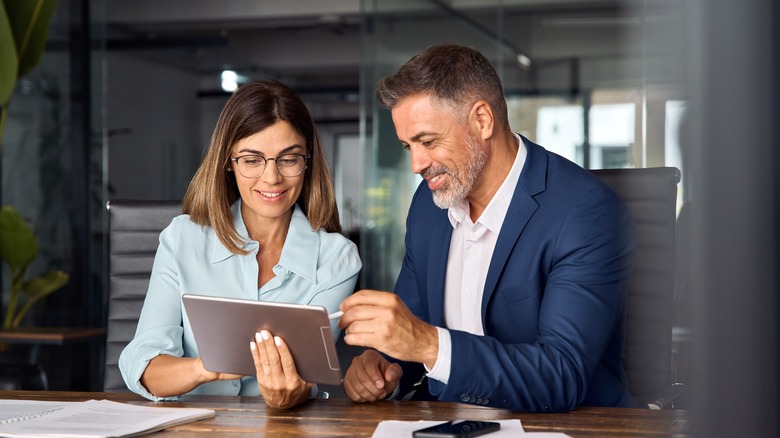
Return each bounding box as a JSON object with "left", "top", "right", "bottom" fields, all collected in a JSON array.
[{"left": 210, "top": 200, "right": 319, "bottom": 284}]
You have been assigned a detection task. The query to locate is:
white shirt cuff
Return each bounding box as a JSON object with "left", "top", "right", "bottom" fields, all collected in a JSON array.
[
  {"left": 424, "top": 327, "right": 451, "bottom": 385},
  {"left": 386, "top": 383, "right": 401, "bottom": 400}
]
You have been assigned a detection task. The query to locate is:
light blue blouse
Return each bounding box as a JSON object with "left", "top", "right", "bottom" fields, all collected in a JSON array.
[{"left": 118, "top": 201, "right": 361, "bottom": 401}]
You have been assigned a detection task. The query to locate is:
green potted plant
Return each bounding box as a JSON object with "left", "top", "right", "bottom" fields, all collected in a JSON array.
[
  {"left": 1, "top": 0, "right": 59, "bottom": 140},
  {"left": 0, "top": 205, "right": 68, "bottom": 333},
  {"left": 0, "top": 206, "right": 68, "bottom": 390},
  {"left": 0, "top": 0, "right": 62, "bottom": 354},
  {"left": 0, "top": 0, "right": 68, "bottom": 389}
]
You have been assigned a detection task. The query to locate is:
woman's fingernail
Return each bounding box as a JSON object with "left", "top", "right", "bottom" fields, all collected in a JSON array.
[
  {"left": 274, "top": 336, "right": 282, "bottom": 347},
  {"left": 261, "top": 330, "right": 270, "bottom": 341}
]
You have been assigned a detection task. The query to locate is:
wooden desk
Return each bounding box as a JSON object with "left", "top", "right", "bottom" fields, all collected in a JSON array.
[
  {"left": 0, "top": 327, "right": 106, "bottom": 345},
  {"left": 0, "top": 390, "right": 693, "bottom": 437},
  {"left": 0, "top": 329, "right": 107, "bottom": 391}
]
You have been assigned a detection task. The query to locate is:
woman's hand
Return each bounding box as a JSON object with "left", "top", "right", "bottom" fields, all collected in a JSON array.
[
  {"left": 141, "top": 355, "right": 242, "bottom": 398},
  {"left": 251, "top": 330, "right": 313, "bottom": 409},
  {"left": 195, "top": 357, "right": 243, "bottom": 383}
]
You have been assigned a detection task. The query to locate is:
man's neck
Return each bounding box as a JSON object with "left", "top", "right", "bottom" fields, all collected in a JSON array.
[{"left": 467, "top": 132, "right": 519, "bottom": 221}]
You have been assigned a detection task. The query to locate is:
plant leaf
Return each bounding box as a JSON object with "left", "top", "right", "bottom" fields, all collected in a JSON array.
[
  {"left": 0, "top": 205, "right": 38, "bottom": 270},
  {"left": 12, "top": 270, "right": 68, "bottom": 328},
  {"left": 3, "top": 0, "right": 59, "bottom": 78},
  {"left": 22, "top": 270, "right": 68, "bottom": 300},
  {"left": 0, "top": 1, "right": 19, "bottom": 106}
]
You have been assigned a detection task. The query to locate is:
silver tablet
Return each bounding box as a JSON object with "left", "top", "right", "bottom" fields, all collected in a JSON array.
[{"left": 182, "top": 294, "right": 342, "bottom": 385}]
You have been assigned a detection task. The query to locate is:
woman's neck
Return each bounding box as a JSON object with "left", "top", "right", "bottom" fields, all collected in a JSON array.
[{"left": 241, "top": 205, "right": 293, "bottom": 247}]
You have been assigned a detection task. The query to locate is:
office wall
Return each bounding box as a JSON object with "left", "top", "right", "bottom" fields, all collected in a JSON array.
[
  {"left": 106, "top": 63, "right": 360, "bottom": 202},
  {"left": 106, "top": 53, "right": 202, "bottom": 200}
]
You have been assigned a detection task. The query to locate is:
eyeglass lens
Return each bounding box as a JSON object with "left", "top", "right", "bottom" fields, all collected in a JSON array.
[{"left": 234, "top": 154, "right": 306, "bottom": 178}]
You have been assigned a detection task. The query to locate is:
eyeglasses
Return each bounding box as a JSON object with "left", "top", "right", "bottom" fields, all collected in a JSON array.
[{"left": 230, "top": 153, "right": 309, "bottom": 178}]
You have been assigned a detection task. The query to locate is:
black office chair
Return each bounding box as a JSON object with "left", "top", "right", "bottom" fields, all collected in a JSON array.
[
  {"left": 590, "top": 167, "right": 687, "bottom": 409},
  {"left": 104, "top": 200, "right": 181, "bottom": 392}
]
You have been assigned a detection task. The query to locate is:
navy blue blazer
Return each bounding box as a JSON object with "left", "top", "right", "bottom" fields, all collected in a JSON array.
[{"left": 392, "top": 137, "right": 637, "bottom": 412}]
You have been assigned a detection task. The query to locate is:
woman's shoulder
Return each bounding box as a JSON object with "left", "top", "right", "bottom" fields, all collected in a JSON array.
[
  {"left": 160, "top": 214, "right": 214, "bottom": 241},
  {"left": 316, "top": 227, "right": 355, "bottom": 247},
  {"left": 287, "top": 208, "right": 360, "bottom": 270},
  {"left": 289, "top": 208, "right": 353, "bottom": 251},
  {"left": 311, "top": 233, "right": 360, "bottom": 291},
  {"left": 313, "top": 228, "right": 361, "bottom": 271},
  {"left": 165, "top": 213, "right": 199, "bottom": 230}
]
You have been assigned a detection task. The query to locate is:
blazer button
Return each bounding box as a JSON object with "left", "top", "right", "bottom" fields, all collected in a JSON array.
[
  {"left": 482, "top": 398, "right": 490, "bottom": 405},
  {"left": 475, "top": 396, "right": 483, "bottom": 404},
  {"left": 460, "top": 394, "right": 470, "bottom": 402}
]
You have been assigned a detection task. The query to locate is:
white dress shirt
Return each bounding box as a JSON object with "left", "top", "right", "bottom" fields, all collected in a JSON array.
[{"left": 426, "top": 134, "right": 527, "bottom": 384}]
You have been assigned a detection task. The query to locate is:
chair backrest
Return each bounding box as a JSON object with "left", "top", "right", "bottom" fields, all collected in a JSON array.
[
  {"left": 590, "top": 167, "right": 680, "bottom": 406},
  {"left": 104, "top": 200, "right": 182, "bottom": 392}
]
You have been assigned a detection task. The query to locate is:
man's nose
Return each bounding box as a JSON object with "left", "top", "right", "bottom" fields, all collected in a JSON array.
[{"left": 409, "top": 145, "right": 432, "bottom": 175}]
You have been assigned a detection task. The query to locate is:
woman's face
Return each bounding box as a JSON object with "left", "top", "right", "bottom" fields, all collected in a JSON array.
[{"left": 230, "top": 121, "right": 307, "bottom": 224}]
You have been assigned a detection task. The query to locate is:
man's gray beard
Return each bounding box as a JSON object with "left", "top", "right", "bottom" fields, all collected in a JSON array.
[{"left": 431, "top": 136, "right": 487, "bottom": 209}]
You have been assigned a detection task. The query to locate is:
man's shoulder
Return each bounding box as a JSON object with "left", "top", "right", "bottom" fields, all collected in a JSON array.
[
  {"left": 534, "top": 146, "right": 615, "bottom": 196},
  {"left": 518, "top": 142, "right": 626, "bottom": 218}
]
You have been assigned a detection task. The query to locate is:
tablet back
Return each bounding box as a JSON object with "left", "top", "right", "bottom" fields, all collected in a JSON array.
[{"left": 182, "top": 294, "right": 342, "bottom": 385}]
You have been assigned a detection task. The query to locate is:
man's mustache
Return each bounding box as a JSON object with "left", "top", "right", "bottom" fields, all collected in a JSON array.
[{"left": 420, "top": 166, "right": 449, "bottom": 180}]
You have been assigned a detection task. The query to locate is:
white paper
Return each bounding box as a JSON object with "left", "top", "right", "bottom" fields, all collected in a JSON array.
[
  {"left": 0, "top": 401, "right": 73, "bottom": 424},
  {"left": 0, "top": 399, "right": 214, "bottom": 438},
  {"left": 371, "top": 419, "right": 571, "bottom": 437}
]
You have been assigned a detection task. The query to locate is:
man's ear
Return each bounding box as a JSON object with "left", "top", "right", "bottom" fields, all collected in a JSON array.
[{"left": 470, "top": 100, "right": 494, "bottom": 140}]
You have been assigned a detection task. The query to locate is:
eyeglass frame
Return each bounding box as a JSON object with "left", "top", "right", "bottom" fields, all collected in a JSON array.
[{"left": 229, "top": 153, "right": 310, "bottom": 178}]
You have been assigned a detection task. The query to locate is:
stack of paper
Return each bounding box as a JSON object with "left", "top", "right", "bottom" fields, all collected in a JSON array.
[{"left": 0, "top": 399, "right": 214, "bottom": 438}]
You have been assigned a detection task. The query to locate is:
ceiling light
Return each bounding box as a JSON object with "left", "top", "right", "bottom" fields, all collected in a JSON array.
[
  {"left": 516, "top": 54, "right": 532, "bottom": 69},
  {"left": 221, "top": 70, "right": 238, "bottom": 92}
]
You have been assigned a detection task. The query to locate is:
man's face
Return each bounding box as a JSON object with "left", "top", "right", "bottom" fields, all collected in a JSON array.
[{"left": 391, "top": 94, "right": 487, "bottom": 209}]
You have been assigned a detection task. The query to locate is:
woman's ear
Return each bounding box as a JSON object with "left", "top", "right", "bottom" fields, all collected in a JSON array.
[{"left": 470, "top": 100, "right": 495, "bottom": 140}]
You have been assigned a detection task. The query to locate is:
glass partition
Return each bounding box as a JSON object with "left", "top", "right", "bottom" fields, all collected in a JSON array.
[
  {"left": 360, "top": 0, "right": 517, "bottom": 290},
  {"left": 359, "top": 0, "right": 688, "bottom": 290},
  {"left": 1, "top": 0, "right": 106, "bottom": 390}
]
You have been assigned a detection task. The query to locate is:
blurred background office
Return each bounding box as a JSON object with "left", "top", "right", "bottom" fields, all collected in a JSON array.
[{"left": 0, "top": 0, "right": 777, "bottom": 436}]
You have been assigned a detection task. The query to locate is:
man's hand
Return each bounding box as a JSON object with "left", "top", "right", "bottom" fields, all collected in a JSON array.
[
  {"left": 338, "top": 290, "right": 439, "bottom": 367},
  {"left": 343, "top": 349, "right": 402, "bottom": 402}
]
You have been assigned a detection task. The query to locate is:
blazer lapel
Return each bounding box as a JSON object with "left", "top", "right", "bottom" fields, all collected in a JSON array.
[
  {"left": 427, "top": 215, "right": 452, "bottom": 326},
  {"left": 481, "top": 137, "right": 547, "bottom": 322}
]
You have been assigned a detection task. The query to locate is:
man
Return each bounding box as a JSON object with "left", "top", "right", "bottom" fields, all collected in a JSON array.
[{"left": 338, "top": 44, "right": 636, "bottom": 412}]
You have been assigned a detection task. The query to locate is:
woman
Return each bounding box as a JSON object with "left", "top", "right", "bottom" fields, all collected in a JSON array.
[{"left": 118, "top": 80, "right": 361, "bottom": 409}]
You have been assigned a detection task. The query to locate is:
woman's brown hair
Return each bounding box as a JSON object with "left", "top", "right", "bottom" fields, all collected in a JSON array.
[{"left": 182, "top": 80, "right": 341, "bottom": 255}]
